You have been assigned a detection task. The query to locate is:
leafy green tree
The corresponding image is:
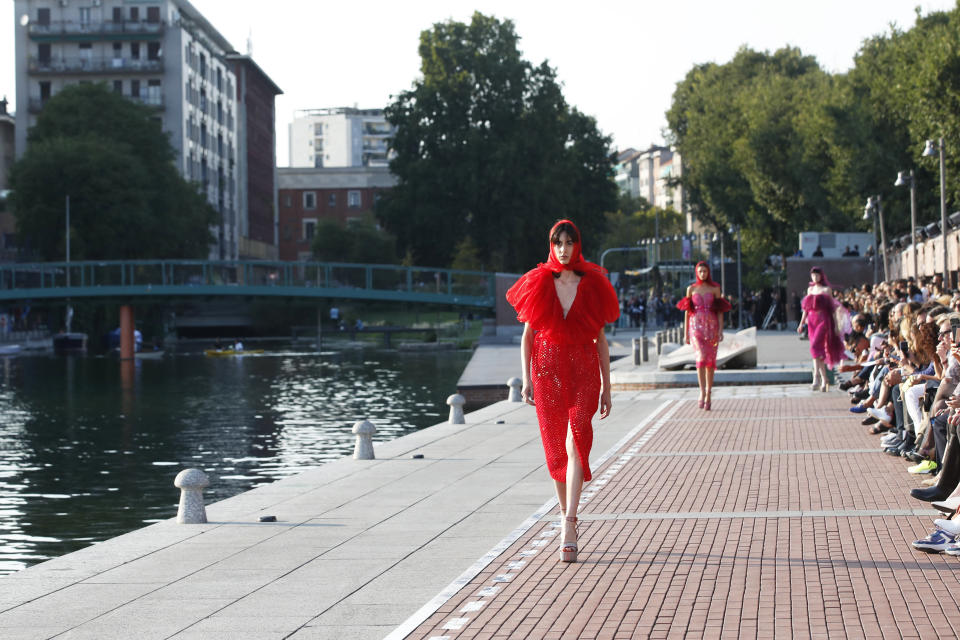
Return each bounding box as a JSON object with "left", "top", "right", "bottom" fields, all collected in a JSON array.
[
  {"left": 311, "top": 216, "right": 397, "bottom": 264},
  {"left": 9, "top": 83, "right": 216, "bottom": 260},
  {"left": 380, "top": 12, "right": 617, "bottom": 272}
]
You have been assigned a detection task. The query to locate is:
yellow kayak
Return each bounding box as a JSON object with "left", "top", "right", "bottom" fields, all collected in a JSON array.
[{"left": 204, "top": 349, "right": 265, "bottom": 357}]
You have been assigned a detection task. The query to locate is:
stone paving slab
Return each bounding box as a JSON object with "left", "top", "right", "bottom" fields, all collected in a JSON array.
[{"left": 400, "top": 393, "right": 960, "bottom": 640}]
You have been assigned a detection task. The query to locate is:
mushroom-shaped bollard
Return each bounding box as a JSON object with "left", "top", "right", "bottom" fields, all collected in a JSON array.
[
  {"left": 447, "top": 393, "right": 466, "bottom": 424},
  {"left": 507, "top": 377, "right": 522, "bottom": 402},
  {"left": 352, "top": 420, "right": 376, "bottom": 459},
  {"left": 174, "top": 468, "right": 210, "bottom": 524}
]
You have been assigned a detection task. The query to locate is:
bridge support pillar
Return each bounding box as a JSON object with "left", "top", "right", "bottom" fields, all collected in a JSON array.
[{"left": 119, "top": 305, "right": 135, "bottom": 360}]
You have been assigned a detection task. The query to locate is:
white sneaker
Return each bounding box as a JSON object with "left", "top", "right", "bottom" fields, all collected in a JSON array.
[
  {"left": 933, "top": 496, "right": 960, "bottom": 514},
  {"left": 881, "top": 432, "right": 900, "bottom": 444},
  {"left": 867, "top": 407, "right": 893, "bottom": 423},
  {"left": 935, "top": 519, "right": 960, "bottom": 536}
]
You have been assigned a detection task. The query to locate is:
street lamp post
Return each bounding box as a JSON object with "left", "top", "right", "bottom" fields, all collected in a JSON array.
[
  {"left": 895, "top": 170, "right": 918, "bottom": 278},
  {"left": 864, "top": 196, "right": 889, "bottom": 282},
  {"left": 718, "top": 232, "right": 725, "bottom": 295},
  {"left": 923, "top": 138, "right": 948, "bottom": 285},
  {"left": 730, "top": 225, "right": 742, "bottom": 328}
]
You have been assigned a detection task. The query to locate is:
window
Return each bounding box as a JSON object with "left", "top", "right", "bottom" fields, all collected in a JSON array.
[
  {"left": 303, "top": 192, "right": 316, "bottom": 210},
  {"left": 37, "top": 44, "right": 51, "bottom": 64},
  {"left": 37, "top": 8, "right": 50, "bottom": 26},
  {"left": 216, "top": 68, "right": 222, "bottom": 92},
  {"left": 131, "top": 79, "right": 140, "bottom": 98},
  {"left": 283, "top": 195, "right": 292, "bottom": 207},
  {"left": 199, "top": 53, "right": 207, "bottom": 78},
  {"left": 147, "top": 79, "right": 161, "bottom": 105},
  {"left": 113, "top": 42, "right": 122, "bottom": 57},
  {"left": 130, "top": 7, "right": 140, "bottom": 21},
  {"left": 79, "top": 43, "right": 92, "bottom": 66},
  {"left": 147, "top": 42, "right": 161, "bottom": 60},
  {"left": 327, "top": 193, "right": 336, "bottom": 208},
  {"left": 217, "top": 133, "right": 223, "bottom": 156},
  {"left": 200, "top": 124, "right": 207, "bottom": 148},
  {"left": 200, "top": 89, "right": 207, "bottom": 113},
  {"left": 39, "top": 81, "right": 51, "bottom": 102},
  {"left": 217, "top": 100, "right": 223, "bottom": 124},
  {"left": 79, "top": 7, "right": 91, "bottom": 26},
  {"left": 113, "top": 80, "right": 122, "bottom": 94},
  {"left": 146, "top": 6, "right": 161, "bottom": 23},
  {"left": 112, "top": 7, "right": 123, "bottom": 23},
  {"left": 303, "top": 219, "right": 317, "bottom": 241},
  {"left": 131, "top": 42, "right": 140, "bottom": 59},
  {"left": 348, "top": 191, "right": 361, "bottom": 209}
]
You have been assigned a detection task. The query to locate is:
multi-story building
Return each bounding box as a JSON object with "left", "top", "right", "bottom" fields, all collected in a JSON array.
[
  {"left": 288, "top": 108, "right": 394, "bottom": 169},
  {"left": 277, "top": 166, "right": 396, "bottom": 261},
  {"left": 227, "top": 53, "right": 282, "bottom": 260},
  {"left": 0, "top": 98, "right": 15, "bottom": 257},
  {"left": 614, "top": 148, "right": 641, "bottom": 199},
  {"left": 12, "top": 0, "right": 278, "bottom": 261}
]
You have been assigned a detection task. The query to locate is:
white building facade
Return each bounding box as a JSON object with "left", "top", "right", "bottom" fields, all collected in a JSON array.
[
  {"left": 13, "top": 0, "right": 242, "bottom": 260},
  {"left": 288, "top": 107, "right": 394, "bottom": 169}
]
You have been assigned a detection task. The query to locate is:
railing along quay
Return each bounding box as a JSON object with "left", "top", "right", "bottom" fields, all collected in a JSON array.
[{"left": 0, "top": 260, "right": 496, "bottom": 308}]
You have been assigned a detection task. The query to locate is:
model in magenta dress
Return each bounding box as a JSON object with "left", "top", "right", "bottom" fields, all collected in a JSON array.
[
  {"left": 798, "top": 266, "right": 847, "bottom": 391},
  {"left": 676, "top": 262, "right": 731, "bottom": 410}
]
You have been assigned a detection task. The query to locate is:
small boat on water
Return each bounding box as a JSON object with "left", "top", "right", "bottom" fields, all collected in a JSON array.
[
  {"left": 204, "top": 349, "right": 265, "bottom": 357},
  {"left": 135, "top": 350, "right": 165, "bottom": 360},
  {"left": 0, "top": 344, "right": 21, "bottom": 355},
  {"left": 53, "top": 332, "right": 87, "bottom": 354}
]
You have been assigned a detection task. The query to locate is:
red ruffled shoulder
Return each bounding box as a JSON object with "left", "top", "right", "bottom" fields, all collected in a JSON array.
[
  {"left": 573, "top": 271, "right": 620, "bottom": 330},
  {"left": 676, "top": 296, "right": 693, "bottom": 312},
  {"left": 505, "top": 267, "right": 554, "bottom": 329},
  {"left": 712, "top": 296, "right": 732, "bottom": 313}
]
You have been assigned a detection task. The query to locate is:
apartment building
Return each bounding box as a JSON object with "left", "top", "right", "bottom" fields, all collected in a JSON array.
[
  {"left": 288, "top": 107, "right": 394, "bottom": 169},
  {"left": 12, "top": 0, "right": 278, "bottom": 261},
  {"left": 277, "top": 166, "right": 396, "bottom": 261}
]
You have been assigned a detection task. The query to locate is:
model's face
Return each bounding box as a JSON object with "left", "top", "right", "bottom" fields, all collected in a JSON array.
[
  {"left": 553, "top": 232, "right": 575, "bottom": 265},
  {"left": 696, "top": 265, "right": 709, "bottom": 281},
  {"left": 811, "top": 272, "right": 822, "bottom": 284}
]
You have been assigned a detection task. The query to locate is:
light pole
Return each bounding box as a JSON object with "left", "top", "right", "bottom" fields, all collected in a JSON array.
[
  {"left": 895, "top": 170, "right": 918, "bottom": 278},
  {"left": 923, "top": 138, "right": 948, "bottom": 285},
  {"left": 717, "top": 231, "right": 725, "bottom": 295},
  {"left": 730, "top": 225, "right": 742, "bottom": 328},
  {"left": 864, "top": 196, "right": 889, "bottom": 282}
]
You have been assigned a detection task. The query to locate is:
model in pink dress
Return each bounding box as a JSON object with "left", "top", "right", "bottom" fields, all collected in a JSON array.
[
  {"left": 677, "top": 262, "right": 731, "bottom": 410},
  {"left": 797, "top": 266, "right": 847, "bottom": 391}
]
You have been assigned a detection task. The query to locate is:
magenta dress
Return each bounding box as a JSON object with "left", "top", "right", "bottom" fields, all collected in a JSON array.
[
  {"left": 801, "top": 292, "right": 846, "bottom": 367},
  {"left": 683, "top": 292, "right": 722, "bottom": 370}
]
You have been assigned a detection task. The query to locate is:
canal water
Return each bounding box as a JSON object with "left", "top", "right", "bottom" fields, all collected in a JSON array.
[{"left": 0, "top": 347, "right": 472, "bottom": 575}]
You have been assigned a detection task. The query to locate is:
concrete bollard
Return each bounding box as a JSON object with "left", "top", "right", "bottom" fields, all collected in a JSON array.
[
  {"left": 447, "top": 393, "right": 466, "bottom": 424},
  {"left": 352, "top": 420, "right": 376, "bottom": 459},
  {"left": 632, "top": 338, "right": 641, "bottom": 365},
  {"left": 507, "top": 377, "right": 523, "bottom": 402},
  {"left": 174, "top": 469, "right": 209, "bottom": 524}
]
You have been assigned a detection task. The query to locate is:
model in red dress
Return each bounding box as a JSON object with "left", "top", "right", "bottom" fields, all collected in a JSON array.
[
  {"left": 676, "top": 262, "right": 731, "bottom": 410},
  {"left": 506, "top": 220, "right": 619, "bottom": 563},
  {"left": 797, "top": 266, "right": 847, "bottom": 391}
]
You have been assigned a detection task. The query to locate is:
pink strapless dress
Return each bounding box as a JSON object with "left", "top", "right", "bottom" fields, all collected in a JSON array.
[
  {"left": 689, "top": 292, "right": 720, "bottom": 370},
  {"left": 801, "top": 292, "right": 846, "bottom": 367}
]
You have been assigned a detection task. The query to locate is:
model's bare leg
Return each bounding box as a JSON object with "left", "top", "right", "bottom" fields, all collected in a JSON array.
[
  {"left": 563, "top": 426, "right": 584, "bottom": 547},
  {"left": 811, "top": 358, "right": 821, "bottom": 389},
  {"left": 705, "top": 366, "right": 716, "bottom": 405},
  {"left": 553, "top": 479, "right": 566, "bottom": 518},
  {"left": 697, "top": 366, "right": 707, "bottom": 405}
]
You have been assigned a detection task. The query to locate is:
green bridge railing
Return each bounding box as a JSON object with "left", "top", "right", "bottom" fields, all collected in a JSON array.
[{"left": 0, "top": 260, "right": 496, "bottom": 307}]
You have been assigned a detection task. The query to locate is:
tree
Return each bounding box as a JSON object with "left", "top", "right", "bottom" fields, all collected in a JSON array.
[
  {"left": 380, "top": 12, "right": 618, "bottom": 272},
  {"left": 9, "top": 83, "right": 216, "bottom": 260},
  {"left": 311, "top": 216, "right": 397, "bottom": 264}
]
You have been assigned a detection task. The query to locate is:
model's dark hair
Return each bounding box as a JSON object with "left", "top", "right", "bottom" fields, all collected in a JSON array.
[{"left": 550, "top": 221, "right": 580, "bottom": 245}]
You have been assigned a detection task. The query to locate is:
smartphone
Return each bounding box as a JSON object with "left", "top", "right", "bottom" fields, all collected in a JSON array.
[
  {"left": 899, "top": 340, "right": 909, "bottom": 355},
  {"left": 951, "top": 318, "right": 960, "bottom": 342}
]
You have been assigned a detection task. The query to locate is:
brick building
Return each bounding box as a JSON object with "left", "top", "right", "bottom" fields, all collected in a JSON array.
[{"left": 277, "top": 166, "right": 396, "bottom": 261}]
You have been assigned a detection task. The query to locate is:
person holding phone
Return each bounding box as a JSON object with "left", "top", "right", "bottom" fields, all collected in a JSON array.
[{"left": 797, "top": 266, "right": 847, "bottom": 391}]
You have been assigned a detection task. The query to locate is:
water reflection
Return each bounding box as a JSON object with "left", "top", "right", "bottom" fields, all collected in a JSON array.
[{"left": 0, "top": 348, "right": 470, "bottom": 574}]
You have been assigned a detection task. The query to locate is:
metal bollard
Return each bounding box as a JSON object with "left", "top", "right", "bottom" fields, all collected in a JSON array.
[
  {"left": 352, "top": 420, "right": 376, "bottom": 459},
  {"left": 447, "top": 393, "right": 466, "bottom": 424},
  {"left": 174, "top": 469, "right": 209, "bottom": 524},
  {"left": 656, "top": 332, "right": 663, "bottom": 355},
  {"left": 632, "top": 338, "right": 641, "bottom": 365},
  {"left": 507, "top": 377, "right": 523, "bottom": 402},
  {"left": 641, "top": 337, "right": 649, "bottom": 362}
]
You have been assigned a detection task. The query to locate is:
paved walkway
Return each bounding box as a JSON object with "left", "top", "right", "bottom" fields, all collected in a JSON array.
[
  {"left": 399, "top": 391, "right": 960, "bottom": 640},
  {"left": 2, "top": 385, "right": 955, "bottom": 639}
]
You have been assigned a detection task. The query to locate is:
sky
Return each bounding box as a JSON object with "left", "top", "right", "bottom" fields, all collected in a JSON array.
[{"left": 2, "top": 0, "right": 957, "bottom": 165}]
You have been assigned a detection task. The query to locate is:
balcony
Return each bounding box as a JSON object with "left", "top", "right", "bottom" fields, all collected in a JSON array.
[
  {"left": 28, "top": 56, "right": 164, "bottom": 75},
  {"left": 29, "top": 20, "right": 165, "bottom": 40},
  {"left": 129, "top": 94, "right": 165, "bottom": 109}
]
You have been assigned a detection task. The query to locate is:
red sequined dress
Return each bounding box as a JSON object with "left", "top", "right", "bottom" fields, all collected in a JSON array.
[
  {"left": 676, "top": 292, "right": 731, "bottom": 370},
  {"left": 506, "top": 252, "right": 619, "bottom": 483}
]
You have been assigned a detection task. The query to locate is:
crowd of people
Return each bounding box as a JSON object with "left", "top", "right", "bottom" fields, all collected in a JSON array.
[{"left": 827, "top": 271, "right": 960, "bottom": 553}]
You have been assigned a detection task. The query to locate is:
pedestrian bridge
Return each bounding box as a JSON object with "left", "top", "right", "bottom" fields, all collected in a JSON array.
[{"left": 0, "top": 260, "right": 496, "bottom": 308}]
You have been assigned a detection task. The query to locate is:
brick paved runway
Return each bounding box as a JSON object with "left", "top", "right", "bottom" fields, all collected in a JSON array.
[{"left": 399, "top": 391, "right": 960, "bottom": 640}]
